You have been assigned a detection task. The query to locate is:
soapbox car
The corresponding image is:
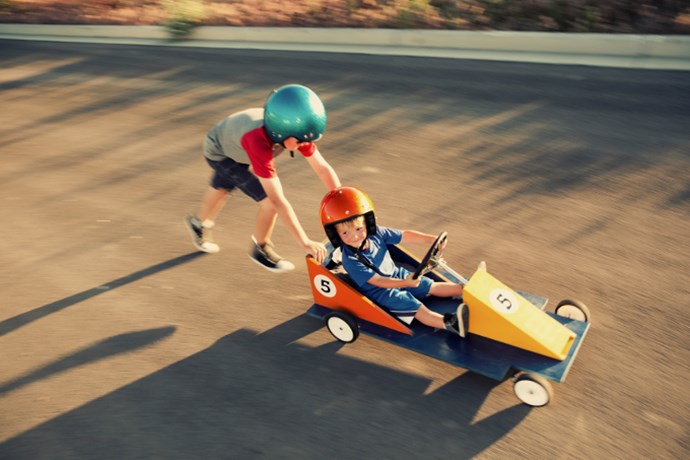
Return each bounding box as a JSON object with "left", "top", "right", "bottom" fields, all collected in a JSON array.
[{"left": 305, "top": 233, "right": 591, "bottom": 407}]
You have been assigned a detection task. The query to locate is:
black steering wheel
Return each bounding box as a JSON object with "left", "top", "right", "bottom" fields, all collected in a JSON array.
[{"left": 412, "top": 232, "right": 448, "bottom": 280}]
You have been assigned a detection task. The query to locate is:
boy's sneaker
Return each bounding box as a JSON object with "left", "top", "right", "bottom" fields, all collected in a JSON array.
[
  {"left": 444, "top": 303, "right": 470, "bottom": 338},
  {"left": 249, "top": 236, "right": 295, "bottom": 273},
  {"left": 185, "top": 216, "right": 219, "bottom": 254}
]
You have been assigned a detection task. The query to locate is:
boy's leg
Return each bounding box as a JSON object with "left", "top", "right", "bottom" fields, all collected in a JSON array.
[
  {"left": 254, "top": 198, "right": 278, "bottom": 245},
  {"left": 207, "top": 161, "right": 294, "bottom": 273},
  {"left": 413, "top": 304, "right": 468, "bottom": 338},
  {"left": 186, "top": 186, "right": 227, "bottom": 254},
  {"left": 380, "top": 286, "right": 469, "bottom": 337},
  {"left": 199, "top": 187, "right": 230, "bottom": 223},
  {"left": 428, "top": 281, "right": 462, "bottom": 298},
  {"left": 186, "top": 153, "right": 236, "bottom": 253},
  {"left": 248, "top": 198, "right": 295, "bottom": 273},
  {"left": 425, "top": 261, "right": 486, "bottom": 298},
  {"left": 384, "top": 289, "right": 453, "bottom": 331},
  {"left": 414, "top": 305, "right": 446, "bottom": 329}
]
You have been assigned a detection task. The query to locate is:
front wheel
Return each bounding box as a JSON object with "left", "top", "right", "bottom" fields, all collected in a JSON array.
[
  {"left": 555, "top": 299, "right": 591, "bottom": 322},
  {"left": 325, "top": 311, "right": 359, "bottom": 344},
  {"left": 513, "top": 373, "right": 553, "bottom": 407}
]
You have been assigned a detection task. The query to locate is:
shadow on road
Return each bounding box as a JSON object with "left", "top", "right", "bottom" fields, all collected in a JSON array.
[
  {"left": 0, "top": 326, "right": 176, "bottom": 395},
  {"left": 0, "top": 252, "right": 205, "bottom": 338},
  {"left": 0, "top": 314, "right": 530, "bottom": 460}
]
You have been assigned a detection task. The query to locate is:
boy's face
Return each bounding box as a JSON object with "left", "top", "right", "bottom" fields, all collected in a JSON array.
[
  {"left": 283, "top": 137, "right": 309, "bottom": 151},
  {"left": 336, "top": 217, "right": 367, "bottom": 248}
]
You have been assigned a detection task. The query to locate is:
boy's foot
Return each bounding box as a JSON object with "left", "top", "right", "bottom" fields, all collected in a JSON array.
[
  {"left": 185, "top": 216, "right": 219, "bottom": 254},
  {"left": 249, "top": 236, "right": 295, "bottom": 273},
  {"left": 444, "top": 303, "right": 470, "bottom": 338}
]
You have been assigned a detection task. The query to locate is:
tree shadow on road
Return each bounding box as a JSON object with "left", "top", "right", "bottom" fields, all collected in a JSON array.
[
  {"left": 0, "top": 252, "right": 205, "bottom": 338},
  {"left": 0, "top": 314, "right": 530, "bottom": 460}
]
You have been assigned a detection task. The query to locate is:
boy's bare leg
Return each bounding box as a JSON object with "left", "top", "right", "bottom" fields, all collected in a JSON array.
[
  {"left": 428, "top": 282, "right": 462, "bottom": 298},
  {"left": 414, "top": 303, "right": 468, "bottom": 337},
  {"left": 199, "top": 187, "right": 229, "bottom": 223},
  {"left": 254, "top": 198, "right": 278, "bottom": 244},
  {"left": 185, "top": 187, "right": 227, "bottom": 254},
  {"left": 249, "top": 197, "right": 294, "bottom": 272},
  {"left": 414, "top": 305, "right": 445, "bottom": 329}
]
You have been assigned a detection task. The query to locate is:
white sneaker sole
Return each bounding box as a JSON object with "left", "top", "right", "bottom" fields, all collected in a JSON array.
[
  {"left": 248, "top": 254, "right": 295, "bottom": 273},
  {"left": 184, "top": 217, "right": 219, "bottom": 254},
  {"left": 456, "top": 304, "right": 469, "bottom": 338}
]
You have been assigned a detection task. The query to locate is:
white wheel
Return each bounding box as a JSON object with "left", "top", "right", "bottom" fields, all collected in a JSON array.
[
  {"left": 555, "top": 299, "right": 591, "bottom": 322},
  {"left": 325, "top": 312, "right": 359, "bottom": 343},
  {"left": 513, "top": 373, "right": 553, "bottom": 407}
]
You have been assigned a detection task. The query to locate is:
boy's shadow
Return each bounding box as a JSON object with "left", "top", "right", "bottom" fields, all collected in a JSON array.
[
  {"left": 0, "top": 252, "right": 205, "bottom": 338},
  {"left": 0, "top": 315, "right": 530, "bottom": 460}
]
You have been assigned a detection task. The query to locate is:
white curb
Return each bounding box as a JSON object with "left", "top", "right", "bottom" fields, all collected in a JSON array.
[{"left": 1, "top": 24, "right": 689, "bottom": 70}]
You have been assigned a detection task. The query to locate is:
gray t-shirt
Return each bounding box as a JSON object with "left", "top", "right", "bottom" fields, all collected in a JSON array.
[
  {"left": 202, "top": 107, "right": 315, "bottom": 178},
  {"left": 204, "top": 108, "right": 264, "bottom": 164}
]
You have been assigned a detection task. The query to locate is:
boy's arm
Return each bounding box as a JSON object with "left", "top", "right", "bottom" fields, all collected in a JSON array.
[
  {"left": 400, "top": 230, "right": 437, "bottom": 246},
  {"left": 366, "top": 273, "right": 420, "bottom": 289},
  {"left": 258, "top": 175, "right": 327, "bottom": 261},
  {"left": 305, "top": 149, "right": 341, "bottom": 190}
]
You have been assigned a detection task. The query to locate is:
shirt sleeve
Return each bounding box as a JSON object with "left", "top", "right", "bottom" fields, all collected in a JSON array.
[
  {"left": 240, "top": 131, "right": 277, "bottom": 178},
  {"left": 341, "top": 248, "right": 375, "bottom": 287},
  {"left": 376, "top": 226, "right": 403, "bottom": 245},
  {"left": 297, "top": 142, "right": 316, "bottom": 157}
]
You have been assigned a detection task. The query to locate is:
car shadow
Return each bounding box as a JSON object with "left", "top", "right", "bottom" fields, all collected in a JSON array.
[{"left": 0, "top": 314, "right": 530, "bottom": 460}]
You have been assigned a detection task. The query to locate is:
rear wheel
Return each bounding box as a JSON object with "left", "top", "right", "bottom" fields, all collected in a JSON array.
[
  {"left": 513, "top": 373, "right": 553, "bottom": 407},
  {"left": 325, "top": 311, "right": 359, "bottom": 343},
  {"left": 555, "top": 299, "right": 591, "bottom": 322}
]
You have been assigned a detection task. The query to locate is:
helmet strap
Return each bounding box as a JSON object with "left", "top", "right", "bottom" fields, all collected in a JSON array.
[{"left": 353, "top": 239, "right": 384, "bottom": 276}]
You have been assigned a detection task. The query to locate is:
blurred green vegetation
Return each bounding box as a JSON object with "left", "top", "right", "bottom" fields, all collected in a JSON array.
[{"left": 162, "top": 0, "right": 205, "bottom": 38}]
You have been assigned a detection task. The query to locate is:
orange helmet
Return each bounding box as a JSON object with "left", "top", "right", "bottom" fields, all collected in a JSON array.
[{"left": 320, "top": 186, "right": 377, "bottom": 247}]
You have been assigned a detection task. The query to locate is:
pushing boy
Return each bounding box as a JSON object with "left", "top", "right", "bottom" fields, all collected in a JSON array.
[{"left": 186, "top": 84, "right": 341, "bottom": 273}]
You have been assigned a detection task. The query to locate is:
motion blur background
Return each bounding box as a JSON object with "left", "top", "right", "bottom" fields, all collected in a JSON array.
[
  {"left": 1, "top": 1, "right": 689, "bottom": 460},
  {"left": 2, "top": 0, "right": 689, "bottom": 34}
]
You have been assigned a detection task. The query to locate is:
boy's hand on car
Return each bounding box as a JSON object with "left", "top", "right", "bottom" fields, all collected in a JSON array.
[
  {"left": 404, "top": 273, "right": 421, "bottom": 288},
  {"left": 305, "top": 239, "right": 327, "bottom": 263}
]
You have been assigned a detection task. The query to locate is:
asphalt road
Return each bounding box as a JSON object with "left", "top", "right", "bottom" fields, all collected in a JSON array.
[{"left": 1, "top": 39, "right": 689, "bottom": 460}]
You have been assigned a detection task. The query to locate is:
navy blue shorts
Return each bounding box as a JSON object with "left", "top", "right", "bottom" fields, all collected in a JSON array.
[
  {"left": 206, "top": 158, "right": 267, "bottom": 202},
  {"left": 366, "top": 269, "right": 433, "bottom": 323}
]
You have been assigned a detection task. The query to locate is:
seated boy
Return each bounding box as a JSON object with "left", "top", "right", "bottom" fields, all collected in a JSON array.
[{"left": 320, "top": 186, "right": 482, "bottom": 337}]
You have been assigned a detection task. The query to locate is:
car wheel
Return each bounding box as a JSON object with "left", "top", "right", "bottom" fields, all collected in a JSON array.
[
  {"left": 325, "top": 311, "right": 359, "bottom": 343},
  {"left": 513, "top": 373, "right": 553, "bottom": 407},
  {"left": 555, "top": 299, "right": 591, "bottom": 322}
]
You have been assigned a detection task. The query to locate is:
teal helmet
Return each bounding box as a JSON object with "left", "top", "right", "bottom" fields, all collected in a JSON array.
[{"left": 263, "top": 84, "right": 327, "bottom": 143}]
